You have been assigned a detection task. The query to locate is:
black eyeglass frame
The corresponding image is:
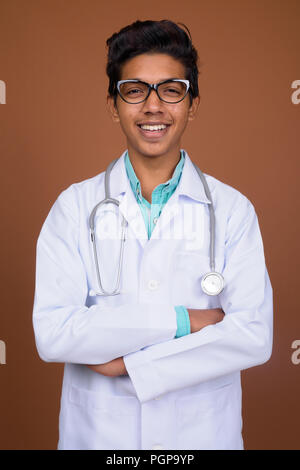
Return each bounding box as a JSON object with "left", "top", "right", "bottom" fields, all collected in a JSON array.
[{"left": 116, "top": 79, "right": 190, "bottom": 104}]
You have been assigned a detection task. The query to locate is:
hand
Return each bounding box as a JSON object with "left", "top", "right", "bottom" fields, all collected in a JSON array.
[
  {"left": 187, "top": 308, "right": 225, "bottom": 333},
  {"left": 86, "top": 357, "right": 128, "bottom": 377}
]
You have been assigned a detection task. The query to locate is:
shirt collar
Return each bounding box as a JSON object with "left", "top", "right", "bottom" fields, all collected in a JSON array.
[
  {"left": 108, "top": 149, "right": 211, "bottom": 205},
  {"left": 177, "top": 150, "right": 212, "bottom": 204},
  {"left": 124, "top": 149, "right": 185, "bottom": 202}
]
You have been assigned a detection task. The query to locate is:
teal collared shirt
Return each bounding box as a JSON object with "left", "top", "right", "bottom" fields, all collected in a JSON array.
[
  {"left": 125, "top": 150, "right": 190, "bottom": 339},
  {"left": 125, "top": 150, "right": 185, "bottom": 239}
]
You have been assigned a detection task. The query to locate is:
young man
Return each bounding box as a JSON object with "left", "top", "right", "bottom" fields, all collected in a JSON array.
[{"left": 33, "top": 20, "right": 273, "bottom": 450}]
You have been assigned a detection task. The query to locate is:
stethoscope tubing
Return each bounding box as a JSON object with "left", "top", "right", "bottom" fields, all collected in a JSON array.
[
  {"left": 192, "top": 163, "right": 216, "bottom": 273},
  {"left": 89, "top": 159, "right": 127, "bottom": 295}
]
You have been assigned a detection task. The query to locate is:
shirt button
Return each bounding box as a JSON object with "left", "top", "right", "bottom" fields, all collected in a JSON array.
[
  {"left": 152, "top": 444, "right": 164, "bottom": 450},
  {"left": 154, "top": 396, "right": 162, "bottom": 401},
  {"left": 148, "top": 279, "right": 159, "bottom": 291},
  {"left": 153, "top": 217, "right": 158, "bottom": 224}
]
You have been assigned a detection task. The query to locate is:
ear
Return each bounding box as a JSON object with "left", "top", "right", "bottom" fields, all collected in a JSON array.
[
  {"left": 107, "top": 95, "right": 120, "bottom": 123},
  {"left": 187, "top": 95, "right": 200, "bottom": 121}
]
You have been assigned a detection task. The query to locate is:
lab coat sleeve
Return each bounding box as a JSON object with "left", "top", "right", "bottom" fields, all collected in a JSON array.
[
  {"left": 123, "top": 196, "right": 273, "bottom": 403},
  {"left": 32, "top": 186, "right": 177, "bottom": 365}
]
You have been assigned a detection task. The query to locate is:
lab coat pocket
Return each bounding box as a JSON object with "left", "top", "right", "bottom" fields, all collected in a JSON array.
[
  {"left": 171, "top": 252, "right": 224, "bottom": 309},
  {"left": 63, "top": 384, "right": 140, "bottom": 450},
  {"left": 175, "top": 381, "right": 243, "bottom": 450}
]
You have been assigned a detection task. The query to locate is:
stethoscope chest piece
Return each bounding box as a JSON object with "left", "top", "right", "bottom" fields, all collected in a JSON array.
[{"left": 201, "top": 272, "right": 225, "bottom": 296}]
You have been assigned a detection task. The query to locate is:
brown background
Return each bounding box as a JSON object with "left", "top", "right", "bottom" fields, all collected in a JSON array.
[{"left": 0, "top": 0, "right": 299, "bottom": 450}]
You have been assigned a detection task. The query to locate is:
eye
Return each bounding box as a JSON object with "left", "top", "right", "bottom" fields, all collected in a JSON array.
[
  {"left": 127, "top": 88, "right": 143, "bottom": 95},
  {"left": 159, "top": 82, "right": 185, "bottom": 96},
  {"left": 165, "top": 88, "right": 180, "bottom": 94}
]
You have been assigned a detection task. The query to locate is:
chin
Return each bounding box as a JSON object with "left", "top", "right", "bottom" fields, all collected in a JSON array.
[{"left": 132, "top": 141, "right": 174, "bottom": 158}]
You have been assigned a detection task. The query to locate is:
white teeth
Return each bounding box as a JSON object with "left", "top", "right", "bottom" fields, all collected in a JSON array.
[{"left": 140, "top": 124, "right": 167, "bottom": 131}]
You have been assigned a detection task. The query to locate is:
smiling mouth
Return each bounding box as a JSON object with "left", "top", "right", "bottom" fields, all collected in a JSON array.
[
  {"left": 137, "top": 123, "right": 171, "bottom": 138},
  {"left": 138, "top": 123, "right": 170, "bottom": 131}
]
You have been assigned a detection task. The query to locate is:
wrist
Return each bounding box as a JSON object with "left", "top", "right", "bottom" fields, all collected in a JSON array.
[{"left": 187, "top": 309, "right": 195, "bottom": 333}]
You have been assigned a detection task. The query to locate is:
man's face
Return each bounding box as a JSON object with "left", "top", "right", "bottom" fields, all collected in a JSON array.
[{"left": 107, "top": 53, "right": 200, "bottom": 159}]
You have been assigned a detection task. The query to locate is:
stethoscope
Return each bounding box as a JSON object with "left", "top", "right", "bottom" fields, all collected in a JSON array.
[{"left": 89, "top": 158, "right": 225, "bottom": 297}]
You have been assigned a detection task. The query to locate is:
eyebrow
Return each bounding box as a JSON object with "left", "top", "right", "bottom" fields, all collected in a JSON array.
[{"left": 124, "top": 77, "right": 182, "bottom": 82}]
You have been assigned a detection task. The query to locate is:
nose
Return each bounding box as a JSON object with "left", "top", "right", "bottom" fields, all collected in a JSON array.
[{"left": 142, "top": 87, "right": 164, "bottom": 112}]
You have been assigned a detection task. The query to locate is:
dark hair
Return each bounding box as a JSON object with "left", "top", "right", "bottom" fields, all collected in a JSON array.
[{"left": 106, "top": 20, "right": 201, "bottom": 107}]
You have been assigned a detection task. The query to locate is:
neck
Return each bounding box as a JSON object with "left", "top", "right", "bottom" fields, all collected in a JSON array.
[{"left": 127, "top": 145, "right": 182, "bottom": 202}]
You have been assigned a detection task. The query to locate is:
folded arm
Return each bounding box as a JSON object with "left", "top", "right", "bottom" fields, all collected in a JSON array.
[
  {"left": 87, "top": 308, "right": 225, "bottom": 376},
  {"left": 120, "top": 198, "right": 273, "bottom": 403}
]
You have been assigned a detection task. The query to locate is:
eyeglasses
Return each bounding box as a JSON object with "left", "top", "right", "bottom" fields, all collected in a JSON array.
[{"left": 116, "top": 79, "right": 190, "bottom": 104}]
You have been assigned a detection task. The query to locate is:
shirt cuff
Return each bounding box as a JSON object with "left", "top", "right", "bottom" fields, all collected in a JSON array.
[{"left": 174, "top": 305, "right": 191, "bottom": 338}]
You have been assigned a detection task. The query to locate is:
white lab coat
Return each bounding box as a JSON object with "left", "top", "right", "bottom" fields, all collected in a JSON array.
[{"left": 32, "top": 149, "right": 273, "bottom": 450}]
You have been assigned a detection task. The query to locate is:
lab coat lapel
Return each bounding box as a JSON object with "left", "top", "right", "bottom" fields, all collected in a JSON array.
[
  {"left": 109, "top": 151, "right": 148, "bottom": 249},
  {"left": 149, "top": 151, "right": 212, "bottom": 242},
  {"left": 178, "top": 151, "right": 212, "bottom": 205},
  {"left": 149, "top": 191, "right": 180, "bottom": 242},
  {"left": 118, "top": 188, "right": 148, "bottom": 249}
]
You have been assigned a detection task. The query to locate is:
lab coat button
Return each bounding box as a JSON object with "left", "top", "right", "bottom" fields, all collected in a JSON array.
[
  {"left": 152, "top": 444, "right": 164, "bottom": 450},
  {"left": 148, "top": 279, "right": 159, "bottom": 291}
]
